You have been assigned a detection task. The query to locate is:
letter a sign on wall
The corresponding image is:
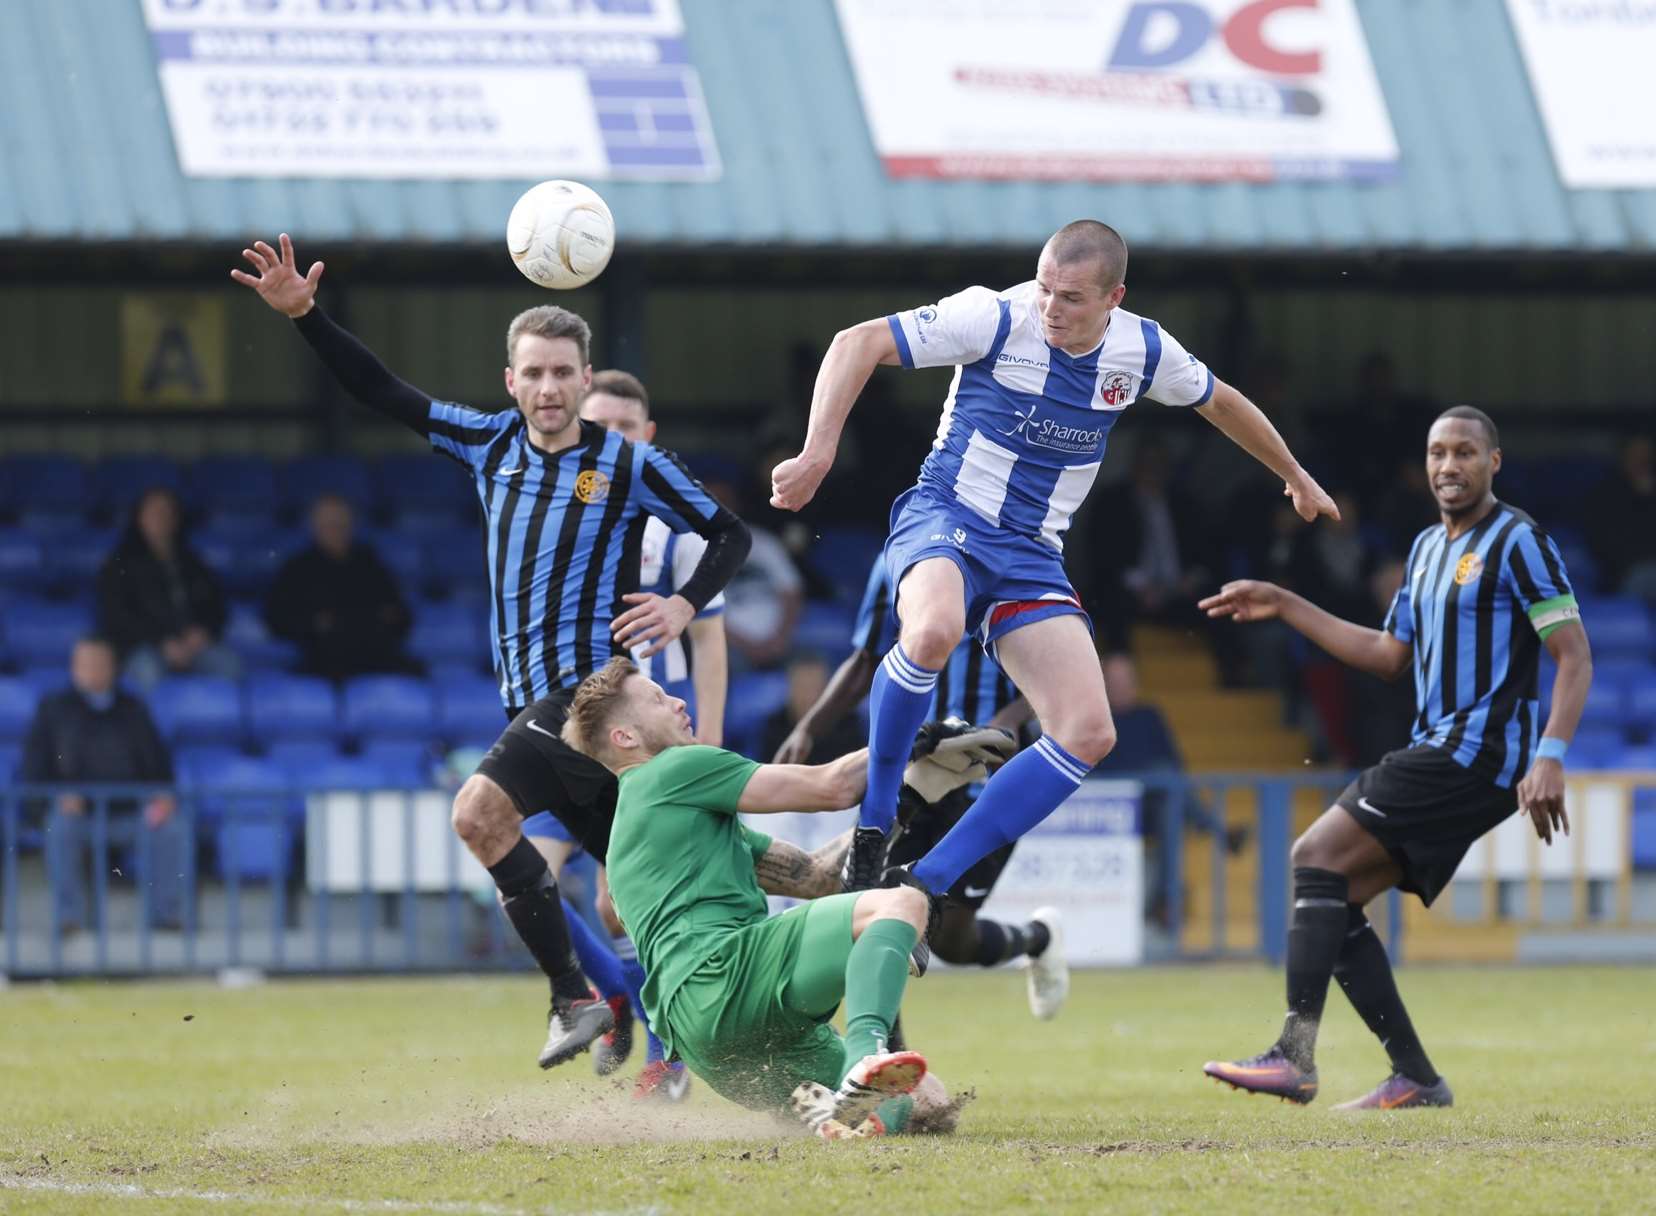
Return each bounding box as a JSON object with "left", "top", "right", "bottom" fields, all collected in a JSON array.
[{"left": 835, "top": 0, "right": 1398, "bottom": 182}]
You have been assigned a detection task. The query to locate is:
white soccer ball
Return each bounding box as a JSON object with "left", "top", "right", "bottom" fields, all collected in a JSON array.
[{"left": 506, "top": 180, "right": 615, "bottom": 290}]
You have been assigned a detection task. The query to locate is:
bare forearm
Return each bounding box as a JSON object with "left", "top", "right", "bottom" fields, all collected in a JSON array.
[
  {"left": 752, "top": 831, "right": 852, "bottom": 900},
  {"left": 799, "top": 652, "right": 878, "bottom": 739},
  {"left": 688, "top": 619, "right": 727, "bottom": 746},
  {"left": 1196, "top": 382, "right": 1303, "bottom": 485},
  {"left": 1540, "top": 627, "right": 1593, "bottom": 743},
  {"left": 1278, "top": 591, "right": 1409, "bottom": 680},
  {"left": 987, "top": 696, "right": 1034, "bottom": 736},
  {"left": 801, "top": 326, "right": 883, "bottom": 462}
]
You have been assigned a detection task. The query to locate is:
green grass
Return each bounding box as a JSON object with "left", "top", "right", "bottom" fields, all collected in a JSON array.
[{"left": 2, "top": 966, "right": 1653, "bottom": 1214}]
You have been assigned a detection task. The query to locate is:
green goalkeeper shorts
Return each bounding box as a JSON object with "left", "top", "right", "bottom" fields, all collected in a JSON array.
[{"left": 663, "top": 892, "right": 859, "bottom": 1113}]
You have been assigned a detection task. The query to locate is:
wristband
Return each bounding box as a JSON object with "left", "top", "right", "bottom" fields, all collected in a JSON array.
[{"left": 1536, "top": 736, "right": 1568, "bottom": 763}]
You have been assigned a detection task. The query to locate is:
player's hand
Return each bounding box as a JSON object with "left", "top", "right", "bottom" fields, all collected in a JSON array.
[
  {"left": 611, "top": 592, "right": 694, "bottom": 657},
  {"left": 769, "top": 453, "right": 829, "bottom": 512},
  {"left": 772, "top": 726, "right": 815, "bottom": 765},
  {"left": 1198, "top": 580, "right": 1284, "bottom": 622},
  {"left": 1285, "top": 471, "right": 1340, "bottom": 523},
  {"left": 230, "top": 233, "right": 323, "bottom": 318},
  {"left": 1517, "top": 757, "right": 1569, "bottom": 845}
]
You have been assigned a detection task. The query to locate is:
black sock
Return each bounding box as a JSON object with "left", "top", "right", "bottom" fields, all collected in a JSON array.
[
  {"left": 888, "top": 1013, "right": 907, "bottom": 1053},
  {"left": 971, "top": 918, "right": 1051, "bottom": 967},
  {"left": 1334, "top": 905, "right": 1439, "bottom": 1085},
  {"left": 1277, "top": 866, "right": 1349, "bottom": 1070},
  {"left": 489, "top": 837, "right": 588, "bottom": 1003}
]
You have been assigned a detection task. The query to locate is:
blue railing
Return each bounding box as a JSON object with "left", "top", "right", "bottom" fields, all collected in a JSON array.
[{"left": 1, "top": 774, "right": 1399, "bottom": 977}]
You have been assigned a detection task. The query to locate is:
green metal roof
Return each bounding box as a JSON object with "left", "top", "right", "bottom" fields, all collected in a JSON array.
[{"left": 3, "top": 0, "right": 1654, "bottom": 252}]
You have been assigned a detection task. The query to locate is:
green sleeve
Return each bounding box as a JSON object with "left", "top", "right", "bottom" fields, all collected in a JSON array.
[
  {"left": 653, "top": 745, "right": 761, "bottom": 816},
  {"left": 738, "top": 824, "right": 774, "bottom": 863}
]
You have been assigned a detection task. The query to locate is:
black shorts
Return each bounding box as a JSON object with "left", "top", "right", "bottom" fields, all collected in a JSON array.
[
  {"left": 887, "top": 786, "right": 1015, "bottom": 910},
  {"left": 1335, "top": 745, "right": 1518, "bottom": 907},
  {"left": 476, "top": 689, "right": 618, "bottom": 864}
]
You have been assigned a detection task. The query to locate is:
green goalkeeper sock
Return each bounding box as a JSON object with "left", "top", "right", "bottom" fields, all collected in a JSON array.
[
  {"left": 840, "top": 918, "right": 918, "bottom": 1083},
  {"left": 870, "top": 1095, "right": 914, "bottom": 1135}
]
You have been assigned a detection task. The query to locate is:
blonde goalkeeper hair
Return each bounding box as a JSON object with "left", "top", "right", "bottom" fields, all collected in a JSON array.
[{"left": 560, "top": 657, "right": 639, "bottom": 763}]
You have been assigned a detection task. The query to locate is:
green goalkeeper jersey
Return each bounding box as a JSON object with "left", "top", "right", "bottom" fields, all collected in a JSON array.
[{"left": 606, "top": 744, "right": 773, "bottom": 1026}]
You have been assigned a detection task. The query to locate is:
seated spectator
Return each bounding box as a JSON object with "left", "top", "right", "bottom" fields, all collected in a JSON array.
[
  {"left": 1588, "top": 436, "right": 1656, "bottom": 599},
  {"left": 96, "top": 487, "right": 239, "bottom": 691},
  {"left": 760, "top": 651, "right": 867, "bottom": 763},
  {"left": 264, "top": 493, "right": 419, "bottom": 680},
  {"left": 22, "top": 637, "right": 185, "bottom": 932},
  {"left": 702, "top": 476, "right": 803, "bottom": 670}
]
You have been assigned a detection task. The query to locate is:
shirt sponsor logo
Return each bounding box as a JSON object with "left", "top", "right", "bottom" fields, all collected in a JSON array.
[
  {"left": 1000, "top": 402, "right": 1106, "bottom": 455},
  {"left": 1099, "top": 370, "right": 1137, "bottom": 407},
  {"left": 575, "top": 469, "right": 611, "bottom": 504},
  {"left": 1454, "top": 552, "right": 1484, "bottom": 586}
]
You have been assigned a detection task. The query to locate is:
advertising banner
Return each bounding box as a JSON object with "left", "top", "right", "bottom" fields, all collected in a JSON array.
[
  {"left": 835, "top": 0, "right": 1398, "bottom": 182},
  {"left": 141, "top": 0, "right": 720, "bottom": 180},
  {"left": 1505, "top": 0, "right": 1656, "bottom": 189}
]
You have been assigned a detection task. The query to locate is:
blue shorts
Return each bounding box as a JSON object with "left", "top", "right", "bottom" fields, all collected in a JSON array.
[{"left": 883, "top": 486, "right": 1088, "bottom": 654}]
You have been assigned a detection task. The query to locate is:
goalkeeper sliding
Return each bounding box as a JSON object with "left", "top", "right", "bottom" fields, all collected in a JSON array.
[{"left": 559, "top": 657, "right": 1002, "bottom": 1137}]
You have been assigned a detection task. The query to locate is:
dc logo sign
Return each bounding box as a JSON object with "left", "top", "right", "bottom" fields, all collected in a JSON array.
[{"left": 1107, "top": 0, "right": 1322, "bottom": 76}]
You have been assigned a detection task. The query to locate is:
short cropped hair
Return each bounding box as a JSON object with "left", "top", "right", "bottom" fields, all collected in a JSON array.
[
  {"left": 561, "top": 657, "right": 639, "bottom": 760},
  {"left": 505, "top": 305, "right": 592, "bottom": 368},
  {"left": 1435, "top": 405, "right": 1499, "bottom": 450},
  {"left": 587, "top": 369, "right": 650, "bottom": 418},
  {"left": 1045, "top": 220, "right": 1129, "bottom": 289}
]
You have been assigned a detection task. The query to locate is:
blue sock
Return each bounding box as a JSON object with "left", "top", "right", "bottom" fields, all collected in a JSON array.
[
  {"left": 618, "top": 955, "right": 665, "bottom": 1063},
  {"left": 859, "top": 644, "right": 940, "bottom": 833},
  {"left": 911, "top": 736, "right": 1088, "bottom": 893},
  {"left": 562, "top": 897, "right": 626, "bottom": 1001}
]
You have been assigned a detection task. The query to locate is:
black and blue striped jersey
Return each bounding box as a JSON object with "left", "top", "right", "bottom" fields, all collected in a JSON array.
[
  {"left": 427, "top": 407, "right": 727, "bottom": 706},
  {"left": 852, "top": 557, "right": 1019, "bottom": 725},
  {"left": 1384, "top": 502, "right": 1579, "bottom": 788}
]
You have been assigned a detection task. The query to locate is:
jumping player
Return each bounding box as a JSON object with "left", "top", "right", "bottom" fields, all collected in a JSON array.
[
  {"left": 562, "top": 658, "right": 938, "bottom": 1138},
  {"left": 773, "top": 555, "right": 1068, "bottom": 1024},
  {"left": 1201, "top": 407, "right": 1592, "bottom": 1109},
  {"left": 770, "top": 220, "right": 1336, "bottom": 904},
  {"left": 232, "top": 236, "right": 750, "bottom": 1070}
]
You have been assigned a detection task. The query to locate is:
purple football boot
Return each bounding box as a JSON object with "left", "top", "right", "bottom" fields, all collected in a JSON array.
[
  {"left": 1203, "top": 1045, "right": 1318, "bottom": 1104},
  {"left": 1334, "top": 1073, "right": 1454, "bottom": 1111}
]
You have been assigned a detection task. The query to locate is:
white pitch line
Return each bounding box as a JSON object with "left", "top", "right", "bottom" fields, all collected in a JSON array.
[{"left": 0, "top": 1176, "right": 659, "bottom": 1216}]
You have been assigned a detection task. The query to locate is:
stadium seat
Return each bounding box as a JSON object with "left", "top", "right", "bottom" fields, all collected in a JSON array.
[
  {"left": 148, "top": 676, "right": 244, "bottom": 746},
  {"left": 94, "top": 455, "right": 182, "bottom": 520},
  {"left": 43, "top": 528, "right": 116, "bottom": 589},
  {"left": 282, "top": 455, "right": 375, "bottom": 518},
  {"left": 435, "top": 675, "right": 504, "bottom": 741},
  {"left": 375, "top": 455, "right": 475, "bottom": 521},
  {"left": 341, "top": 674, "right": 438, "bottom": 741},
  {"left": 186, "top": 455, "right": 278, "bottom": 514},
  {"left": 1568, "top": 726, "right": 1628, "bottom": 770},
  {"left": 408, "top": 600, "right": 484, "bottom": 666},
  {"left": 245, "top": 673, "right": 338, "bottom": 741},
  {"left": 264, "top": 738, "right": 346, "bottom": 782},
  {"left": 1574, "top": 675, "right": 1629, "bottom": 732},
  {"left": 3, "top": 597, "right": 93, "bottom": 667},
  {"left": 0, "top": 676, "right": 38, "bottom": 741},
  {"left": 723, "top": 670, "right": 790, "bottom": 758},
  {"left": 358, "top": 738, "right": 438, "bottom": 784},
  {"left": 174, "top": 750, "right": 294, "bottom": 879},
  {"left": 0, "top": 455, "right": 88, "bottom": 518},
  {"left": 805, "top": 526, "right": 884, "bottom": 602},
  {"left": 0, "top": 531, "right": 47, "bottom": 592},
  {"left": 1626, "top": 675, "right": 1656, "bottom": 732},
  {"left": 793, "top": 599, "right": 857, "bottom": 661},
  {"left": 1582, "top": 598, "right": 1653, "bottom": 658},
  {"left": 0, "top": 743, "right": 18, "bottom": 785},
  {"left": 197, "top": 529, "right": 304, "bottom": 595},
  {"left": 197, "top": 509, "right": 279, "bottom": 541},
  {"left": 307, "top": 754, "right": 423, "bottom": 789},
  {"left": 364, "top": 529, "right": 426, "bottom": 587},
  {"left": 223, "top": 600, "right": 299, "bottom": 671}
]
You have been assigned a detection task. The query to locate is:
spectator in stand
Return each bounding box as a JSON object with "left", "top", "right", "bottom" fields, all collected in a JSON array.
[
  {"left": 701, "top": 475, "right": 803, "bottom": 670},
  {"left": 23, "top": 637, "right": 184, "bottom": 932},
  {"left": 1588, "top": 436, "right": 1656, "bottom": 599},
  {"left": 264, "top": 493, "right": 419, "bottom": 680},
  {"left": 760, "top": 651, "right": 868, "bottom": 764},
  {"left": 96, "top": 487, "right": 239, "bottom": 692}
]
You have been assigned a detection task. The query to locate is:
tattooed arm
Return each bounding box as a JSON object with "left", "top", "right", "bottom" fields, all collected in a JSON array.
[{"left": 752, "top": 830, "right": 853, "bottom": 900}]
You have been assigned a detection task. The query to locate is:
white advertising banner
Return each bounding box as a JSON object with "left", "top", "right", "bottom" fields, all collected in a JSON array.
[
  {"left": 1505, "top": 0, "right": 1656, "bottom": 189},
  {"left": 834, "top": 0, "right": 1398, "bottom": 182},
  {"left": 141, "top": 0, "right": 719, "bottom": 180},
  {"left": 750, "top": 778, "right": 1143, "bottom": 967}
]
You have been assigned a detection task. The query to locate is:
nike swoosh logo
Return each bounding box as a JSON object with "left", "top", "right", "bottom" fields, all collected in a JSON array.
[
  {"left": 497, "top": 465, "right": 525, "bottom": 476},
  {"left": 962, "top": 886, "right": 990, "bottom": 899},
  {"left": 525, "top": 719, "right": 557, "bottom": 740},
  {"left": 1357, "top": 796, "right": 1388, "bottom": 818}
]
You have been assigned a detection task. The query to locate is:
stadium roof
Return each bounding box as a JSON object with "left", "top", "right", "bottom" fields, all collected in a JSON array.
[{"left": 4, "top": 0, "right": 1655, "bottom": 254}]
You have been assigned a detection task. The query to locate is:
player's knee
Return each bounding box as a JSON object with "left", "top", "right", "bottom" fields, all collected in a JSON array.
[
  {"left": 900, "top": 615, "right": 963, "bottom": 671},
  {"left": 451, "top": 776, "right": 512, "bottom": 846},
  {"left": 1055, "top": 713, "right": 1116, "bottom": 767},
  {"left": 870, "top": 884, "right": 929, "bottom": 935},
  {"left": 1289, "top": 831, "right": 1330, "bottom": 870}
]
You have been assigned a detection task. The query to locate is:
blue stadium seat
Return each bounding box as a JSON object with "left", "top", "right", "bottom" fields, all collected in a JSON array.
[
  {"left": 307, "top": 754, "right": 422, "bottom": 789},
  {"left": 1627, "top": 675, "right": 1656, "bottom": 732},
  {"left": 148, "top": 676, "right": 244, "bottom": 746},
  {"left": 3, "top": 597, "right": 93, "bottom": 667},
  {"left": 1574, "top": 675, "right": 1628, "bottom": 732},
  {"left": 0, "top": 531, "right": 47, "bottom": 592},
  {"left": 408, "top": 599, "right": 484, "bottom": 665},
  {"left": 1583, "top": 597, "right": 1653, "bottom": 658},
  {"left": 1632, "top": 787, "right": 1656, "bottom": 870},
  {"left": 1568, "top": 726, "right": 1629, "bottom": 770},
  {"left": 176, "top": 744, "right": 256, "bottom": 786},
  {"left": 364, "top": 530, "right": 425, "bottom": 586},
  {"left": 0, "top": 455, "right": 88, "bottom": 518},
  {"left": 724, "top": 670, "right": 790, "bottom": 758},
  {"left": 805, "top": 526, "right": 884, "bottom": 602},
  {"left": 264, "top": 738, "right": 346, "bottom": 782},
  {"left": 175, "top": 750, "right": 294, "bottom": 879},
  {"left": 341, "top": 675, "right": 438, "bottom": 741},
  {"left": 376, "top": 455, "right": 475, "bottom": 520},
  {"left": 0, "top": 743, "right": 18, "bottom": 785},
  {"left": 282, "top": 455, "right": 375, "bottom": 517},
  {"left": 95, "top": 455, "right": 183, "bottom": 519},
  {"left": 197, "top": 509, "right": 279, "bottom": 541},
  {"left": 186, "top": 456, "right": 278, "bottom": 514},
  {"left": 215, "top": 815, "right": 292, "bottom": 883},
  {"left": 196, "top": 529, "right": 303, "bottom": 595},
  {"left": 0, "top": 676, "right": 38, "bottom": 741},
  {"left": 793, "top": 600, "right": 857, "bottom": 661},
  {"left": 245, "top": 673, "right": 338, "bottom": 741},
  {"left": 43, "top": 528, "right": 116, "bottom": 589},
  {"left": 224, "top": 600, "right": 299, "bottom": 672},
  {"left": 358, "top": 738, "right": 438, "bottom": 784},
  {"left": 435, "top": 675, "right": 504, "bottom": 741}
]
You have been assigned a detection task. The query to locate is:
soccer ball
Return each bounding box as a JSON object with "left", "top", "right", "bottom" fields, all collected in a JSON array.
[{"left": 506, "top": 180, "right": 615, "bottom": 290}]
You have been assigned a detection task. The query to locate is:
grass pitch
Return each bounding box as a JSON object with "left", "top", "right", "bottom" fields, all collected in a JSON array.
[{"left": 2, "top": 965, "right": 1652, "bottom": 1215}]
